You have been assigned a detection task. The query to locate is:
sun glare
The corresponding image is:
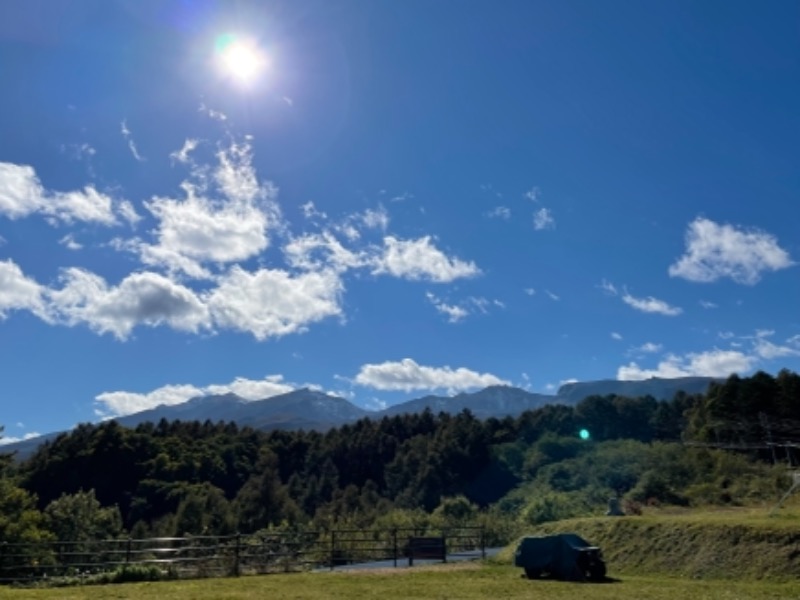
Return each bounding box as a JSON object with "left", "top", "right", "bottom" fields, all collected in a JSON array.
[{"left": 215, "top": 34, "right": 267, "bottom": 85}]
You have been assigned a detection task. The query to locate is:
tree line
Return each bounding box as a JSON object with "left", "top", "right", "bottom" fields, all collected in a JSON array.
[{"left": 1, "top": 369, "right": 798, "bottom": 547}]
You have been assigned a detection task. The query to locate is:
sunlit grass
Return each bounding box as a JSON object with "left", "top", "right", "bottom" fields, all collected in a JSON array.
[{"left": 3, "top": 565, "right": 800, "bottom": 600}]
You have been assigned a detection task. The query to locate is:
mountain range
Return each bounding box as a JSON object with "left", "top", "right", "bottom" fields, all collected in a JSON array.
[{"left": 2, "top": 376, "right": 718, "bottom": 459}]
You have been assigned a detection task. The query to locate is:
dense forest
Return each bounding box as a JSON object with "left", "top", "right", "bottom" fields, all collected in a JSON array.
[{"left": 2, "top": 370, "right": 799, "bottom": 546}]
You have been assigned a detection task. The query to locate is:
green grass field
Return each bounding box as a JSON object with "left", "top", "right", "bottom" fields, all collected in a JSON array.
[
  {"left": 2, "top": 564, "right": 800, "bottom": 600},
  {"left": 3, "top": 505, "right": 800, "bottom": 599}
]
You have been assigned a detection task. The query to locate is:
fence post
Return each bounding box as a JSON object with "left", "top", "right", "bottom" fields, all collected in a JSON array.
[
  {"left": 392, "top": 529, "right": 397, "bottom": 568},
  {"left": 480, "top": 527, "right": 486, "bottom": 559},
  {"left": 125, "top": 537, "right": 132, "bottom": 564},
  {"left": 233, "top": 533, "right": 241, "bottom": 577},
  {"left": 329, "top": 530, "right": 336, "bottom": 571}
]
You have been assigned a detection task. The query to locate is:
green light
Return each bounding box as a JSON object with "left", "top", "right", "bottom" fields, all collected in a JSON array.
[{"left": 579, "top": 429, "right": 591, "bottom": 440}]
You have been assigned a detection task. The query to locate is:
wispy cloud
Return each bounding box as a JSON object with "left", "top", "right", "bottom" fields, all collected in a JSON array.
[
  {"left": 699, "top": 300, "right": 718, "bottom": 309},
  {"left": 487, "top": 206, "right": 510, "bottom": 219},
  {"left": 621, "top": 291, "right": 682, "bottom": 316},
  {"left": 524, "top": 186, "right": 541, "bottom": 202},
  {"left": 611, "top": 332, "right": 623, "bottom": 340},
  {"left": 426, "top": 292, "right": 469, "bottom": 323},
  {"left": 120, "top": 119, "right": 146, "bottom": 162},
  {"left": 669, "top": 217, "right": 794, "bottom": 284}
]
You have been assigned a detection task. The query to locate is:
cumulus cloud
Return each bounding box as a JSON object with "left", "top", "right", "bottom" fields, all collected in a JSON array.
[
  {"left": 135, "top": 140, "right": 281, "bottom": 277},
  {"left": 0, "top": 260, "right": 48, "bottom": 320},
  {"left": 533, "top": 207, "right": 555, "bottom": 230},
  {"left": 617, "top": 349, "right": 757, "bottom": 380},
  {"left": 95, "top": 384, "right": 204, "bottom": 418},
  {"left": 0, "top": 162, "right": 120, "bottom": 225},
  {"left": 753, "top": 338, "right": 800, "bottom": 360},
  {"left": 208, "top": 266, "right": 343, "bottom": 340},
  {"left": 373, "top": 236, "right": 480, "bottom": 282},
  {"left": 48, "top": 269, "right": 211, "bottom": 339},
  {"left": 283, "top": 231, "right": 366, "bottom": 273},
  {"left": 95, "top": 374, "right": 296, "bottom": 418},
  {"left": 354, "top": 358, "right": 509, "bottom": 393},
  {"left": 621, "top": 291, "right": 682, "bottom": 316},
  {"left": 669, "top": 217, "right": 794, "bottom": 284}
]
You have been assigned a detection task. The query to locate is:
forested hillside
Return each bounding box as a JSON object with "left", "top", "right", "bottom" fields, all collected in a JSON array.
[{"left": 1, "top": 370, "right": 798, "bottom": 546}]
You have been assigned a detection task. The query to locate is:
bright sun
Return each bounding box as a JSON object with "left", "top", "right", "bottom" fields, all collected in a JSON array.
[{"left": 215, "top": 34, "right": 267, "bottom": 85}]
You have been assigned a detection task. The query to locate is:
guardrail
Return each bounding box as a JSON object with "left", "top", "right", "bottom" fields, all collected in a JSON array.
[{"left": 0, "top": 526, "right": 485, "bottom": 585}]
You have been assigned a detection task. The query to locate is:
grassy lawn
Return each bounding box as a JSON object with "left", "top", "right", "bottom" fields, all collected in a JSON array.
[{"left": 2, "top": 564, "right": 800, "bottom": 600}]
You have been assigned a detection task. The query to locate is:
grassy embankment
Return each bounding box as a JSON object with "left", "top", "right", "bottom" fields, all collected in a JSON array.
[{"left": 3, "top": 503, "right": 800, "bottom": 599}]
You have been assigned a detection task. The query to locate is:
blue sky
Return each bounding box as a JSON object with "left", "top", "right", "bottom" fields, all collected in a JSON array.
[{"left": 1, "top": 0, "right": 799, "bottom": 443}]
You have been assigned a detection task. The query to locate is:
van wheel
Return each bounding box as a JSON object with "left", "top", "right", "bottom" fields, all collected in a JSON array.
[{"left": 524, "top": 567, "right": 541, "bottom": 579}]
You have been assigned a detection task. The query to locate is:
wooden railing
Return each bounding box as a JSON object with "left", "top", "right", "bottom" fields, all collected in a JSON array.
[{"left": 0, "top": 526, "right": 485, "bottom": 585}]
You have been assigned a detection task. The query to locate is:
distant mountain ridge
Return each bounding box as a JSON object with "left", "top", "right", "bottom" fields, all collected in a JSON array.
[{"left": 2, "top": 376, "right": 719, "bottom": 459}]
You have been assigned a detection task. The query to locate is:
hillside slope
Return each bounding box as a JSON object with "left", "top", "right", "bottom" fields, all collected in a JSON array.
[{"left": 512, "top": 510, "right": 800, "bottom": 580}]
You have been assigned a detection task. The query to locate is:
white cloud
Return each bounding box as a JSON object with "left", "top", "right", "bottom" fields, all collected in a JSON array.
[
  {"left": 487, "top": 206, "right": 510, "bottom": 219},
  {"left": 360, "top": 206, "right": 389, "bottom": 231},
  {"left": 524, "top": 186, "right": 541, "bottom": 202},
  {"left": 699, "top": 300, "right": 718, "bottom": 309},
  {"left": 170, "top": 139, "right": 199, "bottom": 165},
  {"left": 300, "top": 201, "right": 327, "bottom": 220},
  {"left": 120, "top": 119, "right": 145, "bottom": 162},
  {"left": 0, "top": 432, "right": 41, "bottom": 446},
  {"left": 59, "top": 234, "right": 82, "bottom": 251},
  {"left": 533, "top": 207, "right": 555, "bottom": 230},
  {"left": 95, "top": 374, "right": 306, "bottom": 418},
  {"left": 753, "top": 339, "right": 800, "bottom": 360},
  {"left": 621, "top": 291, "right": 682, "bottom": 316},
  {"left": 0, "top": 162, "right": 124, "bottom": 225},
  {"left": 0, "top": 259, "right": 49, "bottom": 320},
  {"left": 599, "top": 279, "right": 618, "bottom": 296},
  {"left": 611, "top": 332, "right": 623, "bottom": 340},
  {"left": 354, "top": 358, "right": 509, "bottom": 393},
  {"left": 426, "top": 292, "right": 469, "bottom": 323},
  {"left": 524, "top": 288, "right": 536, "bottom": 296},
  {"left": 787, "top": 335, "right": 800, "bottom": 347},
  {"left": 95, "top": 384, "right": 204, "bottom": 418},
  {"left": 48, "top": 269, "right": 211, "bottom": 340},
  {"left": 617, "top": 349, "right": 757, "bottom": 380},
  {"left": 283, "top": 231, "right": 365, "bottom": 273},
  {"left": 669, "top": 217, "right": 794, "bottom": 284},
  {"left": 208, "top": 266, "right": 343, "bottom": 340},
  {"left": 118, "top": 200, "right": 142, "bottom": 227},
  {"left": 636, "top": 342, "right": 663, "bottom": 353},
  {"left": 137, "top": 141, "right": 280, "bottom": 277},
  {"left": 545, "top": 290, "right": 560, "bottom": 301},
  {"left": 373, "top": 236, "right": 480, "bottom": 283}
]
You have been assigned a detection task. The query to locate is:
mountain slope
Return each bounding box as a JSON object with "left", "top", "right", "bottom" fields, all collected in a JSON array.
[
  {"left": 380, "top": 385, "right": 556, "bottom": 419},
  {"left": 2, "top": 376, "right": 720, "bottom": 460}
]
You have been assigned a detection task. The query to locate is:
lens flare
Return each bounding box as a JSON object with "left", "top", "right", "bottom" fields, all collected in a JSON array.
[{"left": 215, "top": 34, "right": 267, "bottom": 85}]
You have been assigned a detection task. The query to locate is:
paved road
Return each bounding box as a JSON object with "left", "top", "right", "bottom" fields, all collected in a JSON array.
[{"left": 325, "top": 547, "right": 503, "bottom": 571}]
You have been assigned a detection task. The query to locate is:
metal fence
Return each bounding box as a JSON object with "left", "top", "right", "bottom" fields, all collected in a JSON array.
[{"left": 0, "top": 526, "right": 485, "bottom": 585}]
